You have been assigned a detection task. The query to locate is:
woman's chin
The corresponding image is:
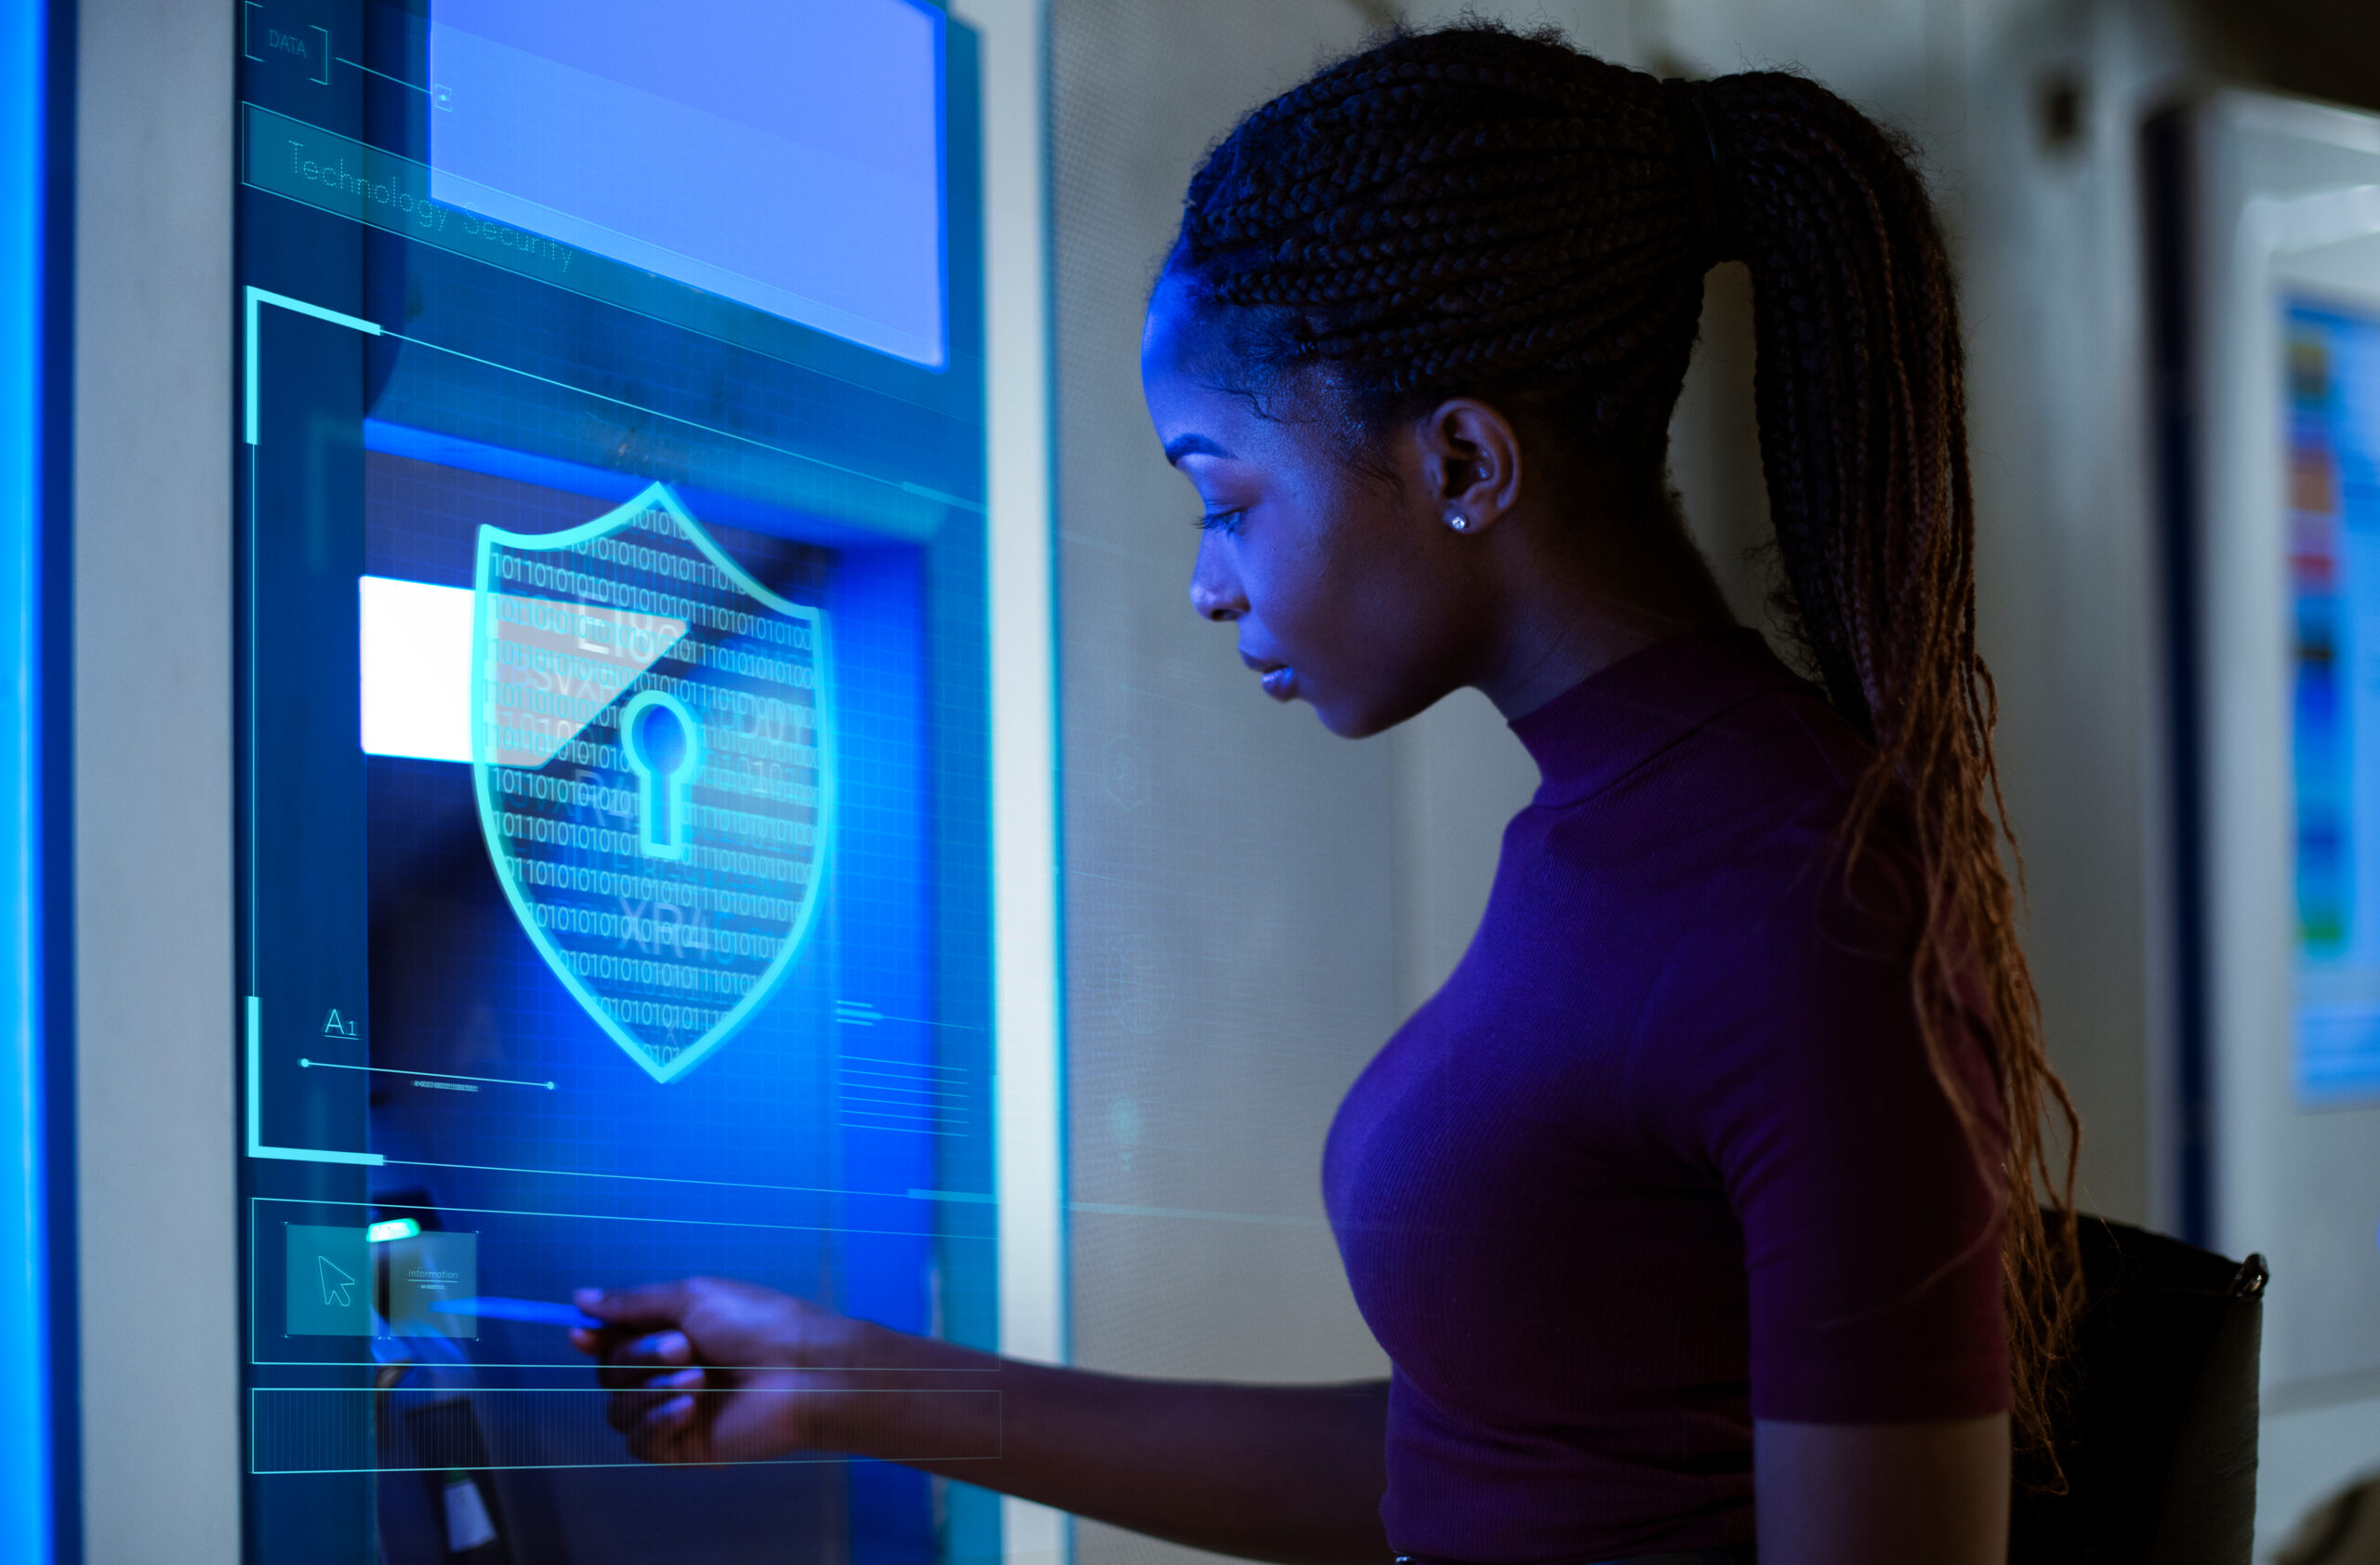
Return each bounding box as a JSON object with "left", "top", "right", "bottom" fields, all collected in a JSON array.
[
  {"left": 1263, "top": 665, "right": 1424, "bottom": 737},
  {"left": 1311, "top": 678, "right": 1465, "bottom": 740},
  {"left": 1308, "top": 694, "right": 1395, "bottom": 740}
]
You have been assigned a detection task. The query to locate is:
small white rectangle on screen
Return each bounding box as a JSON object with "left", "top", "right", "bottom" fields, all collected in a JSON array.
[{"left": 360, "top": 576, "right": 473, "bottom": 763}]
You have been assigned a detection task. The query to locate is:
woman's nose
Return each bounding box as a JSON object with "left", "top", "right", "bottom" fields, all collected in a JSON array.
[
  {"left": 1189, "top": 534, "right": 1244, "bottom": 622},
  {"left": 1189, "top": 579, "right": 1241, "bottom": 622}
]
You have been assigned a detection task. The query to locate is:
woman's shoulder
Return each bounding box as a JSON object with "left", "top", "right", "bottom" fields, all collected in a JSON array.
[
  {"left": 1608, "top": 734, "right": 1951, "bottom": 1131},
  {"left": 1655, "top": 657, "right": 1878, "bottom": 811},
  {"left": 1532, "top": 664, "right": 1894, "bottom": 894},
  {"left": 1518, "top": 629, "right": 1878, "bottom": 829},
  {"left": 1504, "top": 628, "right": 1933, "bottom": 1010}
]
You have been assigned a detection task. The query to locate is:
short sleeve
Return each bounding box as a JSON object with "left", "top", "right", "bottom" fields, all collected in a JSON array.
[{"left": 1633, "top": 805, "right": 2011, "bottom": 1424}]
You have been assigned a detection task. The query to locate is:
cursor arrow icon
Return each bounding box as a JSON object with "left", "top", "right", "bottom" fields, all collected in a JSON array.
[{"left": 318, "top": 1253, "right": 358, "bottom": 1308}]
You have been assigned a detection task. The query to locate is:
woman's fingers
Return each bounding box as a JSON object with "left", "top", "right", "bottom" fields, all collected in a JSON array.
[
  {"left": 628, "top": 1331, "right": 694, "bottom": 1365},
  {"left": 604, "top": 1391, "right": 694, "bottom": 1466},
  {"left": 605, "top": 1388, "right": 651, "bottom": 1433},
  {"left": 572, "top": 1283, "right": 695, "bottom": 1353},
  {"left": 606, "top": 1387, "right": 683, "bottom": 1439},
  {"left": 603, "top": 1366, "right": 705, "bottom": 1428},
  {"left": 626, "top": 1392, "right": 702, "bottom": 1462},
  {"left": 572, "top": 1278, "right": 832, "bottom": 1464},
  {"left": 575, "top": 1281, "right": 696, "bottom": 1329},
  {"left": 571, "top": 1326, "right": 694, "bottom": 1389},
  {"left": 602, "top": 1330, "right": 692, "bottom": 1372},
  {"left": 573, "top": 1279, "right": 721, "bottom": 1459}
]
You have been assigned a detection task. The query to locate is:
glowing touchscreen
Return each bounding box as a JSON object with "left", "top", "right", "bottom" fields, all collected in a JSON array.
[{"left": 234, "top": 4, "right": 998, "bottom": 1560}]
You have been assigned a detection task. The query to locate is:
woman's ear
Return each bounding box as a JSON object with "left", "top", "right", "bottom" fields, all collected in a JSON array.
[{"left": 1412, "top": 398, "right": 1524, "bottom": 535}]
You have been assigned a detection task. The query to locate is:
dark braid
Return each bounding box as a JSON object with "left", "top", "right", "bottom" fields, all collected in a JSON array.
[{"left": 1173, "top": 23, "right": 2082, "bottom": 1471}]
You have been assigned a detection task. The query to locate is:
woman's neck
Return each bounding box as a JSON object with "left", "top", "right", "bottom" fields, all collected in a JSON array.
[{"left": 1471, "top": 477, "right": 1739, "bottom": 722}]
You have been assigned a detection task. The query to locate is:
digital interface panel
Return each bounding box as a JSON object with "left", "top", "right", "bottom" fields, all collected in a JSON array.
[
  {"left": 235, "top": 4, "right": 998, "bottom": 1562},
  {"left": 2287, "top": 295, "right": 2380, "bottom": 1106},
  {"left": 427, "top": 0, "right": 947, "bottom": 366}
]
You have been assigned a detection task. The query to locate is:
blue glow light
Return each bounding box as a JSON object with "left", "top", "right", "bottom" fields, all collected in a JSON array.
[{"left": 0, "top": 0, "right": 52, "bottom": 1557}]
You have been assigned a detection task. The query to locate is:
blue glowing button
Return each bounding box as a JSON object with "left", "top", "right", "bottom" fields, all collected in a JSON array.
[
  {"left": 284, "top": 1224, "right": 373, "bottom": 1336},
  {"left": 385, "top": 1230, "right": 480, "bottom": 1339}
]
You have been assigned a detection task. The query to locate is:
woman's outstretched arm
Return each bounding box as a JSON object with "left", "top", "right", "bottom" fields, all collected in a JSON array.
[
  {"left": 1755, "top": 1415, "right": 2010, "bottom": 1565},
  {"left": 573, "top": 1276, "right": 1392, "bottom": 1565}
]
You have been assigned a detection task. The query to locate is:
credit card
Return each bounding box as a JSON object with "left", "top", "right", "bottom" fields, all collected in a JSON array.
[{"left": 430, "top": 1296, "right": 606, "bottom": 1329}]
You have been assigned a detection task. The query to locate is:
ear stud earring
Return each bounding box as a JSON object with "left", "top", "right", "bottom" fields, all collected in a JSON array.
[{"left": 1447, "top": 511, "right": 1470, "bottom": 532}]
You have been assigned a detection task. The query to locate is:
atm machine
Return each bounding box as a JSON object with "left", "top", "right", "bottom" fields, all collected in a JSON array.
[
  {"left": 2152, "top": 92, "right": 2380, "bottom": 1538},
  {"left": 227, "top": 2, "right": 1054, "bottom": 1560}
]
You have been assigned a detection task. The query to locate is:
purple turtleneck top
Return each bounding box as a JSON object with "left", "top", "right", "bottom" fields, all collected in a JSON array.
[{"left": 1323, "top": 629, "right": 2008, "bottom": 1561}]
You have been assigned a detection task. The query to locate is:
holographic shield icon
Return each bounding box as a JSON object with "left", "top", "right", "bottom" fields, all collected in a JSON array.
[{"left": 471, "top": 483, "right": 832, "bottom": 1082}]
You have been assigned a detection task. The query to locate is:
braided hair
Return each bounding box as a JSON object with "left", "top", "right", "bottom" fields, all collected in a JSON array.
[{"left": 1170, "top": 23, "right": 2082, "bottom": 1466}]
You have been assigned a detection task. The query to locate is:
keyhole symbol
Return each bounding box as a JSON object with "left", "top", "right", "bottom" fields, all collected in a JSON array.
[{"left": 621, "top": 691, "right": 702, "bottom": 860}]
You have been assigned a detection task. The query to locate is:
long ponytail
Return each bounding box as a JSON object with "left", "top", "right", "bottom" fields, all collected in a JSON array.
[
  {"left": 1172, "top": 23, "right": 2082, "bottom": 1462},
  {"left": 1706, "top": 69, "right": 2084, "bottom": 1466}
]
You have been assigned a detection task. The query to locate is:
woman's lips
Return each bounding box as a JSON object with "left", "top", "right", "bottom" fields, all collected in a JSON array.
[{"left": 1240, "top": 650, "right": 1298, "bottom": 702}]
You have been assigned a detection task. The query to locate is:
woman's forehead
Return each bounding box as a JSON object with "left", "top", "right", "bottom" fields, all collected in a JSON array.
[{"left": 1141, "top": 273, "right": 1231, "bottom": 377}]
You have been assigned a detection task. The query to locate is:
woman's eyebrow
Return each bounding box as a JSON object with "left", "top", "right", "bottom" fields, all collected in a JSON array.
[{"left": 1163, "top": 433, "right": 1234, "bottom": 465}]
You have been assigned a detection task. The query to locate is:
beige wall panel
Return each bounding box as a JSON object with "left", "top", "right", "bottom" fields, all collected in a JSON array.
[
  {"left": 1950, "top": 0, "right": 2186, "bottom": 1226},
  {"left": 1048, "top": 4, "right": 1397, "bottom": 1564},
  {"left": 73, "top": 0, "right": 240, "bottom": 1560}
]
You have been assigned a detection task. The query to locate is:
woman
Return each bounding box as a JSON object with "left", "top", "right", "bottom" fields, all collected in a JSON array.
[{"left": 575, "top": 25, "right": 2081, "bottom": 1564}]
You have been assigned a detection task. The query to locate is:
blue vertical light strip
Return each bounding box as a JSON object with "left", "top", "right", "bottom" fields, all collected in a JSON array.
[{"left": 0, "top": 0, "right": 52, "bottom": 1561}]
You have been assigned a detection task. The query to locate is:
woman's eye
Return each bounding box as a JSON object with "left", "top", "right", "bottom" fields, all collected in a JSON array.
[{"left": 1196, "top": 508, "right": 1246, "bottom": 536}]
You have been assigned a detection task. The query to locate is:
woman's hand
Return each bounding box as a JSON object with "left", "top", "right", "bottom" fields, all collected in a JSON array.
[
  {"left": 570, "top": 1276, "right": 937, "bottom": 1464},
  {"left": 575, "top": 1274, "right": 1390, "bottom": 1563}
]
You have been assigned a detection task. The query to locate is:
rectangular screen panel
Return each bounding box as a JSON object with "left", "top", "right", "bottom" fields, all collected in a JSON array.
[
  {"left": 2286, "top": 296, "right": 2380, "bottom": 1106},
  {"left": 234, "top": 3, "right": 1005, "bottom": 1561},
  {"left": 428, "top": 0, "right": 947, "bottom": 367}
]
